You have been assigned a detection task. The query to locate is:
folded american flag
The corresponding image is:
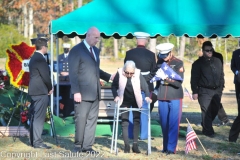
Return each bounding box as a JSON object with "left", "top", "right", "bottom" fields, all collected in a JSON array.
[
  {"left": 150, "top": 62, "right": 183, "bottom": 83},
  {"left": 185, "top": 123, "right": 197, "bottom": 154}
]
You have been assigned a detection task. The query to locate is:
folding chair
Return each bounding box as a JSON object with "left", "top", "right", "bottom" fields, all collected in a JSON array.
[{"left": 110, "top": 101, "right": 151, "bottom": 155}]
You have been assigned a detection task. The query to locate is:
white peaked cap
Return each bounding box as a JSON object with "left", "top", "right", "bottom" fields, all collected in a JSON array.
[
  {"left": 63, "top": 43, "right": 71, "bottom": 48},
  {"left": 156, "top": 43, "right": 174, "bottom": 54},
  {"left": 133, "top": 32, "right": 150, "bottom": 39}
]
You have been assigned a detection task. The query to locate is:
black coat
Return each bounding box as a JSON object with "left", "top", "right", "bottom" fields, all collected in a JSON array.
[
  {"left": 28, "top": 52, "right": 52, "bottom": 96},
  {"left": 124, "top": 46, "right": 156, "bottom": 91},
  {"left": 191, "top": 56, "right": 224, "bottom": 94}
]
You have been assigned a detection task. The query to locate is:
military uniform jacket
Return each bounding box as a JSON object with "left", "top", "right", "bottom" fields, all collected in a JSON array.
[
  {"left": 155, "top": 56, "right": 184, "bottom": 100},
  {"left": 124, "top": 45, "right": 156, "bottom": 91},
  {"left": 58, "top": 53, "right": 69, "bottom": 72},
  {"left": 191, "top": 56, "right": 224, "bottom": 94}
]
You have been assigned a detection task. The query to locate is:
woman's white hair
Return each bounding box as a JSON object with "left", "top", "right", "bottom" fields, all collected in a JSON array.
[{"left": 123, "top": 60, "right": 136, "bottom": 70}]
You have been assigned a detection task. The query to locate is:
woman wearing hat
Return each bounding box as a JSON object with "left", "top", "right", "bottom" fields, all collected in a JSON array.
[{"left": 154, "top": 43, "right": 184, "bottom": 155}]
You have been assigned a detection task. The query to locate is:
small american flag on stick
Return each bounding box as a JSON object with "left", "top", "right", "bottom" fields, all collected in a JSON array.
[{"left": 185, "top": 123, "right": 197, "bottom": 154}]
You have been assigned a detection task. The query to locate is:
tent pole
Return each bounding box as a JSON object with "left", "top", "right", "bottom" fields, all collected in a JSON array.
[
  {"left": 56, "top": 36, "right": 59, "bottom": 117},
  {"left": 50, "top": 33, "right": 54, "bottom": 117}
]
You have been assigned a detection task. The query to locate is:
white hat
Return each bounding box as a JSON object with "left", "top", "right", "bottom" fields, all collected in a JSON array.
[
  {"left": 133, "top": 32, "right": 150, "bottom": 39},
  {"left": 63, "top": 43, "right": 71, "bottom": 48},
  {"left": 156, "top": 43, "right": 174, "bottom": 58},
  {"left": 156, "top": 43, "right": 174, "bottom": 54}
]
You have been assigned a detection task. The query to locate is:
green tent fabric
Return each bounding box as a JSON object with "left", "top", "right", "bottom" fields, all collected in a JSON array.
[{"left": 50, "top": 0, "right": 240, "bottom": 38}]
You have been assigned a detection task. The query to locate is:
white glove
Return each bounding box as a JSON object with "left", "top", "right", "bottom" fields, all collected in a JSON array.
[
  {"left": 153, "top": 89, "right": 158, "bottom": 95},
  {"left": 156, "top": 68, "right": 168, "bottom": 80}
]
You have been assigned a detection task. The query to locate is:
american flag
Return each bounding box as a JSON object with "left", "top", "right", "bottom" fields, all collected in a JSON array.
[
  {"left": 185, "top": 123, "right": 197, "bottom": 154},
  {"left": 150, "top": 62, "right": 183, "bottom": 83},
  {"left": 184, "top": 87, "right": 193, "bottom": 101}
]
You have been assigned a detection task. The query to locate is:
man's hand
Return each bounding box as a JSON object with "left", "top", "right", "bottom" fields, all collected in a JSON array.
[
  {"left": 48, "top": 89, "right": 53, "bottom": 95},
  {"left": 61, "top": 72, "right": 69, "bottom": 76},
  {"left": 110, "top": 73, "right": 116, "bottom": 81},
  {"left": 74, "top": 93, "right": 82, "bottom": 102},
  {"left": 192, "top": 94, "right": 198, "bottom": 100},
  {"left": 145, "top": 97, "right": 152, "bottom": 103}
]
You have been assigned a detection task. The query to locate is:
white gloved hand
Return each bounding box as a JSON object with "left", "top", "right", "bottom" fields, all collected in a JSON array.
[{"left": 156, "top": 68, "right": 168, "bottom": 80}]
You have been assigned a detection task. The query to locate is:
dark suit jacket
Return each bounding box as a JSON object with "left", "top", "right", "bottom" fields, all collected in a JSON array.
[
  {"left": 28, "top": 52, "right": 52, "bottom": 96},
  {"left": 231, "top": 49, "right": 240, "bottom": 84},
  {"left": 68, "top": 41, "right": 111, "bottom": 101}
]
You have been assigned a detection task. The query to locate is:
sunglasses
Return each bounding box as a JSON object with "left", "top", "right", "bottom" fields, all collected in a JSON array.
[
  {"left": 124, "top": 71, "right": 134, "bottom": 75},
  {"left": 204, "top": 49, "right": 213, "bottom": 53}
]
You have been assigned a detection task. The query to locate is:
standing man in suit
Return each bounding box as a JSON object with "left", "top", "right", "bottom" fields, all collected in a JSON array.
[
  {"left": 229, "top": 47, "right": 240, "bottom": 142},
  {"left": 68, "top": 27, "right": 114, "bottom": 153},
  {"left": 124, "top": 32, "right": 157, "bottom": 140},
  {"left": 28, "top": 38, "right": 53, "bottom": 149}
]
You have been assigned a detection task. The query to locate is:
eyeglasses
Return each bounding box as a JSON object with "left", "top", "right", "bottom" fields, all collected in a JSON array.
[
  {"left": 124, "top": 71, "right": 134, "bottom": 75},
  {"left": 204, "top": 49, "right": 213, "bottom": 53}
]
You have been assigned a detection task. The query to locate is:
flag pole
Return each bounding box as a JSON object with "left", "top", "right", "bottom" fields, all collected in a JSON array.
[{"left": 186, "top": 118, "right": 208, "bottom": 155}]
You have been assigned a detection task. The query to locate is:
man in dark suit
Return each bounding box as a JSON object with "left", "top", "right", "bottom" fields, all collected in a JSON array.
[
  {"left": 28, "top": 38, "right": 53, "bottom": 149},
  {"left": 229, "top": 47, "right": 240, "bottom": 142},
  {"left": 68, "top": 27, "right": 114, "bottom": 153}
]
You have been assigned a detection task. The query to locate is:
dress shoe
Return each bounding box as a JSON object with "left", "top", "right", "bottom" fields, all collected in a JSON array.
[
  {"left": 166, "top": 150, "right": 175, "bottom": 155},
  {"left": 204, "top": 133, "right": 215, "bottom": 138},
  {"left": 161, "top": 150, "right": 167, "bottom": 153},
  {"left": 132, "top": 143, "right": 141, "bottom": 153},
  {"left": 73, "top": 147, "right": 82, "bottom": 153},
  {"left": 33, "top": 143, "right": 51, "bottom": 149},
  {"left": 82, "top": 148, "right": 99, "bottom": 154},
  {"left": 124, "top": 144, "right": 130, "bottom": 153}
]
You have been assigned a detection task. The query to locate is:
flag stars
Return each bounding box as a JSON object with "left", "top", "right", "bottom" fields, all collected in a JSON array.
[{"left": 164, "top": 66, "right": 168, "bottom": 71}]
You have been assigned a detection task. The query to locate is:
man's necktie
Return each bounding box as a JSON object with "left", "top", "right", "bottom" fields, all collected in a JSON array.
[{"left": 89, "top": 47, "right": 95, "bottom": 61}]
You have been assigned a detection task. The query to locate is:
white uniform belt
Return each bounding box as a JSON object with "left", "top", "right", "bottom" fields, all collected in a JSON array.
[{"left": 141, "top": 71, "right": 150, "bottom": 75}]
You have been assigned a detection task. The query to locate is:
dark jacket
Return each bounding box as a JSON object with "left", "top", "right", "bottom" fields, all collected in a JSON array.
[
  {"left": 68, "top": 41, "right": 111, "bottom": 101},
  {"left": 191, "top": 56, "right": 224, "bottom": 94},
  {"left": 231, "top": 49, "right": 240, "bottom": 84},
  {"left": 155, "top": 56, "right": 184, "bottom": 100},
  {"left": 28, "top": 52, "right": 52, "bottom": 96},
  {"left": 124, "top": 45, "right": 156, "bottom": 91}
]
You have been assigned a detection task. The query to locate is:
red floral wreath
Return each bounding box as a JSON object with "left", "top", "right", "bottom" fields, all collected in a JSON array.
[{"left": 5, "top": 42, "right": 35, "bottom": 88}]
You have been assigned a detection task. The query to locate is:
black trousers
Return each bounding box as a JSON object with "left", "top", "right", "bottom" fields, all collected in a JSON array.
[
  {"left": 229, "top": 82, "right": 240, "bottom": 142},
  {"left": 198, "top": 87, "right": 220, "bottom": 135},
  {"left": 217, "top": 88, "right": 228, "bottom": 123},
  {"left": 29, "top": 95, "right": 49, "bottom": 146},
  {"left": 120, "top": 104, "right": 140, "bottom": 145}
]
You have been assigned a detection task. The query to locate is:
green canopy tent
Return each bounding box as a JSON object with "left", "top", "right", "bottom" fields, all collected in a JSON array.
[
  {"left": 50, "top": 0, "right": 240, "bottom": 39},
  {"left": 49, "top": 0, "right": 240, "bottom": 116}
]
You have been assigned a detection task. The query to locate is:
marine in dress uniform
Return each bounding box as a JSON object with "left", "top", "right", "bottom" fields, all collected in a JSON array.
[
  {"left": 124, "top": 32, "right": 157, "bottom": 140},
  {"left": 155, "top": 43, "right": 184, "bottom": 155},
  {"left": 191, "top": 41, "right": 224, "bottom": 138}
]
